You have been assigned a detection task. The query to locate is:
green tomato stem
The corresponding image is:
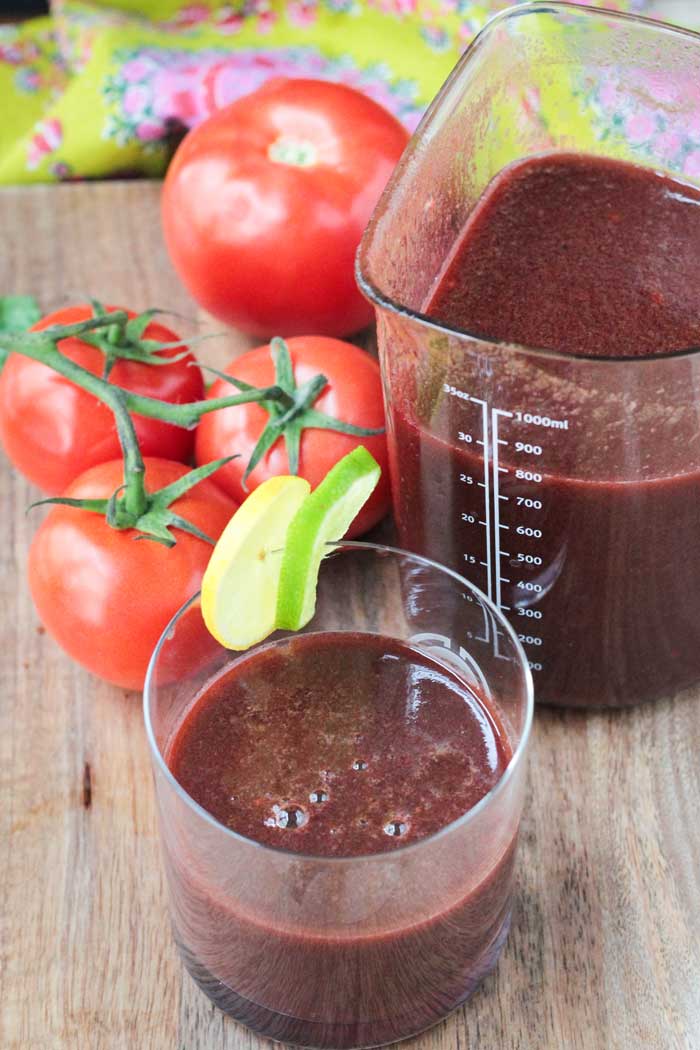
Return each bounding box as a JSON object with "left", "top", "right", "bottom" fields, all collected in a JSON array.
[{"left": 0, "top": 318, "right": 278, "bottom": 537}]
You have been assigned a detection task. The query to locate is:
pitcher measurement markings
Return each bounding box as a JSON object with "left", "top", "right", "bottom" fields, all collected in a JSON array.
[{"left": 443, "top": 382, "right": 570, "bottom": 674}]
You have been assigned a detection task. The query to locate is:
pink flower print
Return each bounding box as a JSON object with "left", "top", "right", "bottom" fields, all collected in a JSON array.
[
  {"left": 598, "top": 78, "right": 625, "bottom": 112},
  {"left": 152, "top": 69, "right": 210, "bottom": 127},
  {"left": 15, "top": 66, "right": 41, "bottom": 93},
  {"left": 686, "top": 110, "right": 700, "bottom": 141},
  {"left": 0, "top": 38, "right": 40, "bottom": 66},
  {"left": 522, "top": 86, "right": 541, "bottom": 121},
  {"left": 121, "top": 57, "right": 154, "bottom": 83},
  {"left": 642, "top": 70, "right": 683, "bottom": 107},
  {"left": 27, "top": 118, "right": 62, "bottom": 170},
  {"left": 214, "top": 8, "right": 245, "bottom": 34},
  {"left": 173, "top": 4, "right": 211, "bottom": 27},
  {"left": 50, "top": 161, "right": 73, "bottom": 180},
  {"left": 654, "top": 129, "right": 683, "bottom": 161},
  {"left": 624, "top": 111, "right": 656, "bottom": 145},
  {"left": 287, "top": 0, "right": 317, "bottom": 26},
  {"left": 122, "top": 84, "right": 149, "bottom": 117},
  {"left": 136, "top": 120, "right": 164, "bottom": 142},
  {"left": 683, "top": 150, "right": 700, "bottom": 179},
  {"left": 256, "top": 10, "right": 277, "bottom": 33}
]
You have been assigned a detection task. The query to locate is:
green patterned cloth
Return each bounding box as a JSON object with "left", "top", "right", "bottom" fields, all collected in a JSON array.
[{"left": 0, "top": 0, "right": 648, "bottom": 184}]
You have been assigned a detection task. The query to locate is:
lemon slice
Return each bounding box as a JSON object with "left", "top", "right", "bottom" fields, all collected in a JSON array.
[
  {"left": 201, "top": 475, "right": 310, "bottom": 649},
  {"left": 276, "top": 446, "right": 381, "bottom": 631}
]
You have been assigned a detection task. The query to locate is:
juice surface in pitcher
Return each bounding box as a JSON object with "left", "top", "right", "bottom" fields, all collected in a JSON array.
[{"left": 391, "top": 152, "right": 700, "bottom": 708}]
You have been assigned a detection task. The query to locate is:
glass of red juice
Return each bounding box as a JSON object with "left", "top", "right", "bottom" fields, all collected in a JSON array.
[
  {"left": 357, "top": 3, "right": 700, "bottom": 709},
  {"left": 144, "top": 542, "right": 533, "bottom": 1049}
]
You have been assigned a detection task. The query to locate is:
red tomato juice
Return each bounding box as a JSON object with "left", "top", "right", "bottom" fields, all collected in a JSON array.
[
  {"left": 164, "top": 630, "right": 515, "bottom": 1047},
  {"left": 389, "top": 153, "right": 700, "bottom": 707}
]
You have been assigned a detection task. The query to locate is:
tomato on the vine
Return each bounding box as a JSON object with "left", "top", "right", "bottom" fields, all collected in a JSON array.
[
  {"left": 194, "top": 336, "right": 389, "bottom": 538},
  {"left": 28, "top": 458, "right": 236, "bottom": 690},
  {"left": 161, "top": 78, "right": 409, "bottom": 337},
  {"left": 0, "top": 304, "right": 204, "bottom": 494}
]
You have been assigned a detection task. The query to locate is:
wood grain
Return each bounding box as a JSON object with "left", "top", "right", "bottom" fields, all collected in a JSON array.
[{"left": 0, "top": 182, "right": 699, "bottom": 1050}]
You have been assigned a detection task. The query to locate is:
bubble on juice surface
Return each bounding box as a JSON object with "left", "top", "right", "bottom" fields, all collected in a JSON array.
[
  {"left": 272, "top": 803, "right": 308, "bottom": 829},
  {"left": 352, "top": 759, "right": 368, "bottom": 771},
  {"left": 309, "top": 789, "right": 329, "bottom": 804},
  {"left": 383, "top": 819, "right": 408, "bottom": 838}
]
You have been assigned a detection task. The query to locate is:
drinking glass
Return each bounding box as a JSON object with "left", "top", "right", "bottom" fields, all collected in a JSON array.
[{"left": 144, "top": 542, "right": 533, "bottom": 1048}]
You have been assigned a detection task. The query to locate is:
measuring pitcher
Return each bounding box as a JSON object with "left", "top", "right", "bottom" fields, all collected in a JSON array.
[{"left": 357, "top": 3, "right": 700, "bottom": 708}]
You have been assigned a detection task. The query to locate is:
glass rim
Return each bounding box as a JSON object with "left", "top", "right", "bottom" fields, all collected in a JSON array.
[
  {"left": 143, "top": 539, "right": 534, "bottom": 865},
  {"left": 355, "top": 0, "right": 700, "bottom": 367}
]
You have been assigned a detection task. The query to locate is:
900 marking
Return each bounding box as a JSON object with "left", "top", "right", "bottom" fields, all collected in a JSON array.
[{"left": 515, "top": 441, "right": 542, "bottom": 456}]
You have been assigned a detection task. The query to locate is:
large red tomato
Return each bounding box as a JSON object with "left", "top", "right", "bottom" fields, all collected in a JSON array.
[
  {"left": 28, "top": 458, "right": 236, "bottom": 690},
  {"left": 161, "top": 78, "right": 409, "bottom": 337},
  {"left": 194, "top": 336, "right": 389, "bottom": 537},
  {"left": 0, "top": 305, "right": 204, "bottom": 494}
]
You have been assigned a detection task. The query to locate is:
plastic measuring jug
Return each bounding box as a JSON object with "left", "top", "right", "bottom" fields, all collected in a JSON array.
[{"left": 357, "top": 2, "right": 700, "bottom": 709}]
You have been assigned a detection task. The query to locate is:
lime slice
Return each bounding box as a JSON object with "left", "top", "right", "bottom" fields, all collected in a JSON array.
[
  {"left": 276, "top": 447, "right": 381, "bottom": 631},
  {"left": 201, "top": 475, "right": 310, "bottom": 649}
]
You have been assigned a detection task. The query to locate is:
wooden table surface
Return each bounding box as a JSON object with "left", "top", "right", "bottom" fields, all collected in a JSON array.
[{"left": 1, "top": 182, "right": 699, "bottom": 1050}]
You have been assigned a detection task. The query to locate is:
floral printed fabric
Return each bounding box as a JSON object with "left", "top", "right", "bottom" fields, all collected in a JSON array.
[{"left": 0, "top": 0, "right": 649, "bottom": 184}]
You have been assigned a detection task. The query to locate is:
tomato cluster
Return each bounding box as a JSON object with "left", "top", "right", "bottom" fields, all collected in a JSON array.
[
  {"left": 0, "top": 79, "right": 404, "bottom": 690},
  {"left": 0, "top": 307, "right": 389, "bottom": 690}
]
